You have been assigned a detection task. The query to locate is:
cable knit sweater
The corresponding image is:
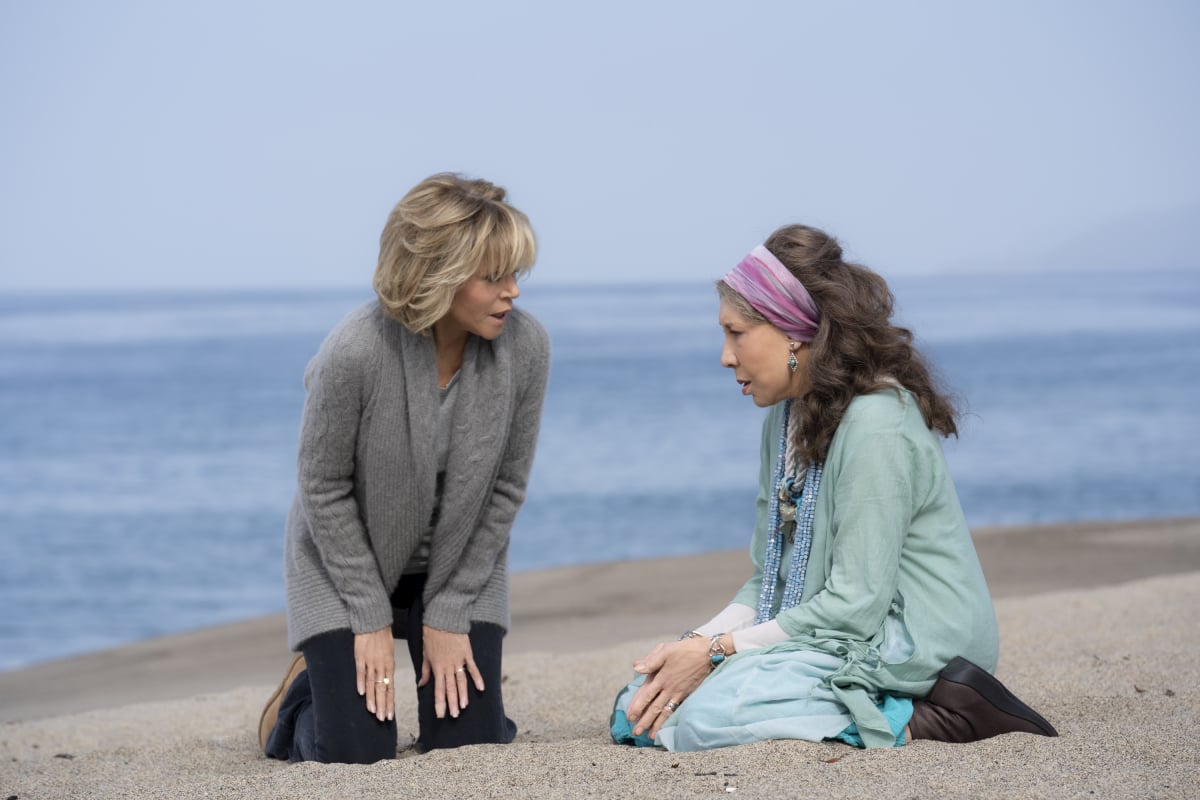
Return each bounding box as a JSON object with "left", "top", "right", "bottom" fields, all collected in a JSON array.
[{"left": 283, "top": 301, "right": 550, "bottom": 651}]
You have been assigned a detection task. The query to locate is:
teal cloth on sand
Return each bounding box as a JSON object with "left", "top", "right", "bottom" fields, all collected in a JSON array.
[{"left": 610, "top": 649, "right": 912, "bottom": 752}]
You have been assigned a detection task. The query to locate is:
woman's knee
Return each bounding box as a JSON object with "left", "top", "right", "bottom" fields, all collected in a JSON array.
[
  {"left": 314, "top": 716, "right": 398, "bottom": 764},
  {"left": 302, "top": 628, "right": 400, "bottom": 763}
]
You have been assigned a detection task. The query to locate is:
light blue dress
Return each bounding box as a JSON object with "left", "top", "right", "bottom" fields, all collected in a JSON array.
[
  {"left": 610, "top": 614, "right": 914, "bottom": 751},
  {"left": 610, "top": 390, "right": 998, "bottom": 751}
]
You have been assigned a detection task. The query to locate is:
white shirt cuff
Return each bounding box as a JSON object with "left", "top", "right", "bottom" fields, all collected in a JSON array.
[
  {"left": 730, "top": 619, "right": 789, "bottom": 652},
  {"left": 693, "top": 603, "right": 757, "bottom": 637}
]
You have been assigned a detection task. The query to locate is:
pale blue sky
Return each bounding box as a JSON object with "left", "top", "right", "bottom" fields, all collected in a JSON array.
[{"left": 2, "top": 0, "right": 1198, "bottom": 290}]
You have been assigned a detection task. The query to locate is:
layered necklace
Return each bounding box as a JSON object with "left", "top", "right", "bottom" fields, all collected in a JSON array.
[{"left": 755, "top": 399, "right": 824, "bottom": 624}]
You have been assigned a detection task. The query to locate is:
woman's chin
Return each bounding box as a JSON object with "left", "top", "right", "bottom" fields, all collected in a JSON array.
[{"left": 748, "top": 388, "right": 785, "bottom": 407}]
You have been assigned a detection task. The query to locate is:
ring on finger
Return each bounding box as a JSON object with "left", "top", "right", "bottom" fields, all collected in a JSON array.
[
  {"left": 374, "top": 677, "right": 391, "bottom": 686},
  {"left": 455, "top": 667, "right": 466, "bottom": 674},
  {"left": 664, "top": 700, "right": 679, "bottom": 713}
]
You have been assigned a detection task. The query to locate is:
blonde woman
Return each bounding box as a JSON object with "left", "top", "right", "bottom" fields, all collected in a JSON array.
[{"left": 259, "top": 174, "right": 550, "bottom": 763}]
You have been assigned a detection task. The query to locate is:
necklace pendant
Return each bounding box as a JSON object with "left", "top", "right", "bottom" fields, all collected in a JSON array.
[{"left": 779, "top": 502, "right": 797, "bottom": 542}]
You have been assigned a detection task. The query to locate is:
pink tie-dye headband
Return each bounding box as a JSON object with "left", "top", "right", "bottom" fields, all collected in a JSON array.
[{"left": 722, "top": 245, "right": 821, "bottom": 342}]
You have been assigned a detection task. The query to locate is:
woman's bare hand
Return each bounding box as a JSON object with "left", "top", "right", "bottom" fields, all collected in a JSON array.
[
  {"left": 625, "top": 637, "right": 717, "bottom": 738},
  {"left": 419, "top": 625, "right": 485, "bottom": 719},
  {"left": 354, "top": 627, "right": 396, "bottom": 721}
]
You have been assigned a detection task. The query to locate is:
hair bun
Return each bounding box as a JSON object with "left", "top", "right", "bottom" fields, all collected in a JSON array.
[
  {"left": 823, "top": 237, "right": 844, "bottom": 263},
  {"left": 466, "top": 178, "right": 506, "bottom": 203}
]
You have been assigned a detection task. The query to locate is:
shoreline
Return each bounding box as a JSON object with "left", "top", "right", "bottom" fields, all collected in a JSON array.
[{"left": 1, "top": 517, "right": 1197, "bottom": 725}]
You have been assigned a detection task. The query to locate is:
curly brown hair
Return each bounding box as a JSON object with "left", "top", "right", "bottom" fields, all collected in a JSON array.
[{"left": 719, "top": 224, "right": 959, "bottom": 462}]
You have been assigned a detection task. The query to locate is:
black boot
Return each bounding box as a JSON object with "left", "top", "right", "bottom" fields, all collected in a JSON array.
[{"left": 909, "top": 657, "right": 1058, "bottom": 743}]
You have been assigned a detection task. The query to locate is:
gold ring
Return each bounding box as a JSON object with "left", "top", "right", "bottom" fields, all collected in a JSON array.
[{"left": 375, "top": 677, "right": 390, "bottom": 686}]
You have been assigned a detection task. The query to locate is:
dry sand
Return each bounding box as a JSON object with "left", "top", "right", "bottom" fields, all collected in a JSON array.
[{"left": 2, "top": 518, "right": 1199, "bottom": 799}]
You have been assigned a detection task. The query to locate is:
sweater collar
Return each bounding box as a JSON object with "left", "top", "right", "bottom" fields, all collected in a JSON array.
[{"left": 394, "top": 317, "right": 513, "bottom": 564}]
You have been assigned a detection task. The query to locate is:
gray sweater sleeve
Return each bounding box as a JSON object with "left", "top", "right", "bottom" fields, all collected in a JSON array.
[
  {"left": 295, "top": 320, "right": 393, "bottom": 635},
  {"left": 422, "top": 317, "right": 552, "bottom": 633}
]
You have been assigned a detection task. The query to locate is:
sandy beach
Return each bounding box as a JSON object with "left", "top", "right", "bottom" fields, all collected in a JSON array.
[{"left": 2, "top": 517, "right": 1199, "bottom": 799}]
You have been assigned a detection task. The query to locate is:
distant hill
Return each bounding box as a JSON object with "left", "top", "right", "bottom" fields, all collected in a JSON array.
[{"left": 957, "top": 202, "right": 1200, "bottom": 275}]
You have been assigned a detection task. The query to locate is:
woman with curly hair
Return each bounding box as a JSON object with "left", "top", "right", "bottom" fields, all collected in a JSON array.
[
  {"left": 611, "top": 224, "right": 1056, "bottom": 751},
  {"left": 258, "top": 173, "right": 550, "bottom": 763}
]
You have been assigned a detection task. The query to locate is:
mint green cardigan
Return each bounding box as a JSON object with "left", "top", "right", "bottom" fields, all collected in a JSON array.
[{"left": 729, "top": 389, "right": 998, "bottom": 748}]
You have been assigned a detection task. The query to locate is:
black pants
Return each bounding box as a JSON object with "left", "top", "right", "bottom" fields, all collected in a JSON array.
[{"left": 265, "top": 574, "right": 516, "bottom": 763}]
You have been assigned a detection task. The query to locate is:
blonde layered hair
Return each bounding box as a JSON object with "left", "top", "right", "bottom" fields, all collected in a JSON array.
[{"left": 374, "top": 173, "right": 536, "bottom": 334}]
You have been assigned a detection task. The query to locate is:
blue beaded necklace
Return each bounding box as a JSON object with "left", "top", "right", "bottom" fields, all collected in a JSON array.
[{"left": 755, "top": 400, "right": 824, "bottom": 624}]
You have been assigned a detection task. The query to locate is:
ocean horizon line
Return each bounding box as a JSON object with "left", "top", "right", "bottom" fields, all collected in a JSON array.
[{"left": 1, "top": 262, "right": 1197, "bottom": 299}]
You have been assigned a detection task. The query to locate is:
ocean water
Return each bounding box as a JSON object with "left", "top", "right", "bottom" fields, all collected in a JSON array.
[{"left": 1, "top": 270, "right": 1198, "bottom": 670}]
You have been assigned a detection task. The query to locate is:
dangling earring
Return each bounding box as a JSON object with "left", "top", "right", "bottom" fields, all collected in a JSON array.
[{"left": 787, "top": 342, "right": 799, "bottom": 374}]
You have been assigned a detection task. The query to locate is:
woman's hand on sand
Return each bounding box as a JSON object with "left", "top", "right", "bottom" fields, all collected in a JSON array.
[
  {"left": 419, "top": 625, "right": 485, "bottom": 719},
  {"left": 354, "top": 627, "right": 396, "bottom": 721},
  {"left": 626, "top": 638, "right": 715, "bottom": 738}
]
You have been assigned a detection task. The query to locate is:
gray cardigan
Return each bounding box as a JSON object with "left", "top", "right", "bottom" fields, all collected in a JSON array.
[{"left": 283, "top": 301, "right": 550, "bottom": 650}]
